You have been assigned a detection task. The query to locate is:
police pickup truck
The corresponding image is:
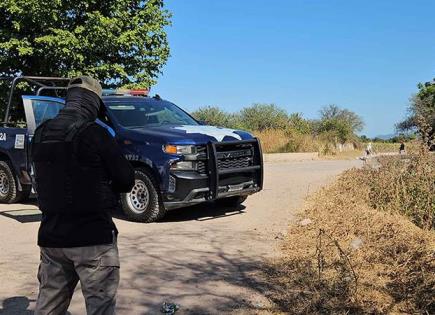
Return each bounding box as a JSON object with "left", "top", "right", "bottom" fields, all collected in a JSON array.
[{"left": 0, "top": 77, "right": 263, "bottom": 222}]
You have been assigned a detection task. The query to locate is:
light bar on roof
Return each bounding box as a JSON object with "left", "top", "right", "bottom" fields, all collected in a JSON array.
[
  {"left": 129, "top": 89, "right": 149, "bottom": 96},
  {"left": 102, "top": 88, "right": 149, "bottom": 96}
]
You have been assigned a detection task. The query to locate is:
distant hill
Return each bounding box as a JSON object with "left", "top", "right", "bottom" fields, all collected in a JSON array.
[{"left": 373, "top": 133, "right": 398, "bottom": 140}]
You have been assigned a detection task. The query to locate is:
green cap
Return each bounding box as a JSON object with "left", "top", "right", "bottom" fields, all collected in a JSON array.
[{"left": 68, "top": 76, "right": 102, "bottom": 98}]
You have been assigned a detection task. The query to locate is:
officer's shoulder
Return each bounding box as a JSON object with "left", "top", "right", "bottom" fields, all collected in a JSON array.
[{"left": 84, "top": 122, "right": 111, "bottom": 136}]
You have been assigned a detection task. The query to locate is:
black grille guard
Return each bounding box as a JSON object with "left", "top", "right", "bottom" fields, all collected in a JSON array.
[{"left": 206, "top": 138, "right": 264, "bottom": 199}]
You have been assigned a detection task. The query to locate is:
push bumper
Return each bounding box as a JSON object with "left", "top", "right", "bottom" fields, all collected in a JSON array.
[{"left": 163, "top": 139, "right": 263, "bottom": 210}]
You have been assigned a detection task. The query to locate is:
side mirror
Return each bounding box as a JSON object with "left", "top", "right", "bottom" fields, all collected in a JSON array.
[{"left": 198, "top": 120, "right": 208, "bottom": 125}]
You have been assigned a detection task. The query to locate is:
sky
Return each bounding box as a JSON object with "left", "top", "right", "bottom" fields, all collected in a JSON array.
[{"left": 153, "top": 0, "right": 435, "bottom": 137}]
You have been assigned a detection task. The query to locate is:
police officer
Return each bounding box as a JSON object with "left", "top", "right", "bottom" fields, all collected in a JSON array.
[{"left": 32, "top": 76, "right": 135, "bottom": 315}]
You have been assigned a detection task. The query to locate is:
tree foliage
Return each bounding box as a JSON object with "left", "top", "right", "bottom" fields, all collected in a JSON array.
[
  {"left": 288, "top": 112, "right": 313, "bottom": 134},
  {"left": 0, "top": 0, "right": 171, "bottom": 88},
  {"left": 319, "top": 104, "right": 364, "bottom": 132},
  {"left": 191, "top": 103, "right": 363, "bottom": 145},
  {"left": 191, "top": 106, "right": 238, "bottom": 128},
  {"left": 397, "top": 80, "right": 435, "bottom": 146},
  {"left": 315, "top": 104, "right": 364, "bottom": 143},
  {"left": 239, "top": 103, "right": 289, "bottom": 131}
]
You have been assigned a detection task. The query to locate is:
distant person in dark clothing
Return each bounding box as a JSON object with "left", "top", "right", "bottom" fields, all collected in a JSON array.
[
  {"left": 31, "top": 76, "right": 135, "bottom": 315},
  {"left": 399, "top": 142, "right": 406, "bottom": 155}
]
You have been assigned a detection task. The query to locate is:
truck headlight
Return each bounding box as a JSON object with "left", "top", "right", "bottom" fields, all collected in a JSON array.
[
  {"left": 170, "top": 161, "right": 196, "bottom": 170},
  {"left": 164, "top": 144, "right": 196, "bottom": 155}
]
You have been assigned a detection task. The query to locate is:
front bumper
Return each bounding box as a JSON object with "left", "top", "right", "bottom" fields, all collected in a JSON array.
[{"left": 163, "top": 139, "right": 263, "bottom": 210}]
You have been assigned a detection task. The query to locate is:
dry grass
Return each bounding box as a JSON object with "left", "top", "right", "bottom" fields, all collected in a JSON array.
[
  {"left": 254, "top": 129, "right": 324, "bottom": 153},
  {"left": 254, "top": 129, "right": 289, "bottom": 153},
  {"left": 320, "top": 150, "right": 362, "bottom": 160},
  {"left": 367, "top": 153, "right": 434, "bottom": 229},
  {"left": 254, "top": 129, "right": 420, "bottom": 160},
  {"left": 264, "top": 153, "right": 435, "bottom": 314},
  {"left": 372, "top": 141, "right": 420, "bottom": 154},
  {"left": 371, "top": 142, "right": 401, "bottom": 153}
]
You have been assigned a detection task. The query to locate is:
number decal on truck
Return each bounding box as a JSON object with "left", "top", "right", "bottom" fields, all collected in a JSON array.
[
  {"left": 125, "top": 154, "right": 140, "bottom": 161},
  {"left": 0, "top": 133, "right": 6, "bottom": 141}
]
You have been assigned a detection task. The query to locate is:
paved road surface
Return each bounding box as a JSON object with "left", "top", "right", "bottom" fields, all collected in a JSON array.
[{"left": 0, "top": 159, "right": 361, "bottom": 314}]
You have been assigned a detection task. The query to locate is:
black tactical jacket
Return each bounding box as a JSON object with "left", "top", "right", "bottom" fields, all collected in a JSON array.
[{"left": 32, "top": 119, "right": 134, "bottom": 248}]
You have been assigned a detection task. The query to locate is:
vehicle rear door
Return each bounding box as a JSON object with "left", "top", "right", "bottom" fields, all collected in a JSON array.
[
  {"left": 22, "top": 95, "right": 115, "bottom": 135},
  {"left": 22, "top": 96, "right": 65, "bottom": 134}
]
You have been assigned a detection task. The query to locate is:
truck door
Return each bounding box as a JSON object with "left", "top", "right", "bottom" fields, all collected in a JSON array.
[
  {"left": 22, "top": 95, "right": 115, "bottom": 135},
  {"left": 21, "top": 96, "right": 65, "bottom": 189},
  {"left": 22, "top": 96, "right": 65, "bottom": 134}
]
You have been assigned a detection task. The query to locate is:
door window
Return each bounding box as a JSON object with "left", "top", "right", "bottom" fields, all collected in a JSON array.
[{"left": 31, "top": 100, "right": 64, "bottom": 127}]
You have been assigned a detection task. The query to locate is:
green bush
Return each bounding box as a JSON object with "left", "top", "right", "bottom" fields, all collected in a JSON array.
[
  {"left": 288, "top": 113, "right": 314, "bottom": 134},
  {"left": 239, "top": 103, "right": 289, "bottom": 131},
  {"left": 190, "top": 103, "right": 364, "bottom": 153},
  {"left": 314, "top": 105, "right": 364, "bottom": 143},
  {"left": 191, "top": 106, "right": 233, "bottom": 127}
]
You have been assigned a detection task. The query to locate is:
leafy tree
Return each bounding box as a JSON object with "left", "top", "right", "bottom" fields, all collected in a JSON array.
[
  {"left": 315, "top": 105, "right": 364, "bottom": 143},
  {"left": 359, "top": 135, "right": 369, "bottom": 142},
  {"left": 191, "top": 106, "right": 233, "bottom": 127},
  {"left": 319, "top": 104, "right": 364, "bottom": 132},
  {"left": 239, "top": 103, "right": 289, "bottom": 131},
  {"left": 0, "top": 0, "right": 171, "bottom": 88},
  {"left": 397, "top": 80, "right": 434, "bottom": 146},
  {"left": 288, "top": 113, "right": 313, "bottom": 134}
]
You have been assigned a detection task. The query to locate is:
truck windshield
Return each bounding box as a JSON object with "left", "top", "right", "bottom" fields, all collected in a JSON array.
[{"left": 106, "top": 100, "right": 199, "bottom": 128}]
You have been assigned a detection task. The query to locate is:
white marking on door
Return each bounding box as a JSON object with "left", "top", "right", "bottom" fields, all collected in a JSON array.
[{"left": 15, "top": 134, "right": 25, "bottom": 149}]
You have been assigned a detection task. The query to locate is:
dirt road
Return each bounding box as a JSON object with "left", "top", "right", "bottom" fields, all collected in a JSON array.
[{"left": 0, "top": 159, "right": 361, "bottom": 314}]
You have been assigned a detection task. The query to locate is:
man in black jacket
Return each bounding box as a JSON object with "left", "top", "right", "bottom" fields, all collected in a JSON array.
[{"left": 32, "top": 76, "right": 135, "bottom": 315}]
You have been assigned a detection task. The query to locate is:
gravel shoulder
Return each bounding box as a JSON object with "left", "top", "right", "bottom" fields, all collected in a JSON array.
[{"left": 0, "top": 159, "right": 361, "bottom": 314}]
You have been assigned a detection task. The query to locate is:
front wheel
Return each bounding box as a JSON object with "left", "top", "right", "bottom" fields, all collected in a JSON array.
[
  {"left": 0, "top": 161, "right": 31, "bottom": 203},
  {"left": 120, "top": 168, "right": 166, "bottom": 222}
]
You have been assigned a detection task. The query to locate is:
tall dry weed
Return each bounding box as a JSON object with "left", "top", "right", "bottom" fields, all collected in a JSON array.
[
  {"left": 264, "top": 151, "right": 435, "bottom": 314},
  {"left": 254, "top": 129, "right": 323, "bottom": 153},
  {"left": 371, "top": 141, "right": 420, "bottom": 154},
  {"left": 253, "top": 129, "right": 289, "bottom": 153},
  {"left": 365, "top": 153, "right": 434, "bottom": 229}
]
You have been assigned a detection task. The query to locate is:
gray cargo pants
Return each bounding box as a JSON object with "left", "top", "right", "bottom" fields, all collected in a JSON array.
[{"left": 35, "top": 240, "right": 120, "bottom": 315}]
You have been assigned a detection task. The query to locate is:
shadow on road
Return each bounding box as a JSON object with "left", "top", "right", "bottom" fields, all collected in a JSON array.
[
  {"left": 0, "top": 199, "right": 41, "bottom": 223},
  {"left": 0, "top": 297, "right": 34, "bottom": 315},
  {"left": 113, "top": 202, "right": 246, "bottom": 223},
  {"left": 162, "top": 202, "right": 246, "bottom": 223},
  {"left": 1, "top": 199, "right": 246, "bottom": 224},
  {"left": 116, "top": 229, "right": 273, "bottom": 314},
  {"left": 0, "top": 211, "right": 41, "bottom": 223},
  {"left": 0, "top": 296, "right": 73, "bottom": 315}
]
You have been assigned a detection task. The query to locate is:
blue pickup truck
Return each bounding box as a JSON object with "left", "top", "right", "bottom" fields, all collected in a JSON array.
[{"left": 0, "top": 77, "right": 263, "bottom": 222}]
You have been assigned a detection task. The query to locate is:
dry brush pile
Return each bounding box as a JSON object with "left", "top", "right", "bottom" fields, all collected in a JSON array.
[{"left": 264, "top": 152, "right": 435, "bottom": 314}]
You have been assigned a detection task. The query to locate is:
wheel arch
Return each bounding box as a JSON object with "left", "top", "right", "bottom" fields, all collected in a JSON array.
[
  {"left": 0, "top": 151, "right": 20, "bottom": 182},
  {"left": 128, "top": 160, "right": 161, "bottom": 187},
  {"left": 0, "top": 150, "right": 12, "bottom": 162},
  {"left": 0, "top": 150, "right": 27, "bottom": 186}
]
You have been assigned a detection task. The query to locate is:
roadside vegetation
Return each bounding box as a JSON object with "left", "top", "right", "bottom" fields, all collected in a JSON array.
[
  {"left": 191, "top": 104, "right": 408, "bottom": 155},
  {"left": 263, "top": 146, "right": 434, "bottom": 314},
  {"left": 397, "top": 80, "right": 435, "bottom": 148},
  {"left": 263, "top": 82, "right": 434, "bottom": 313}
]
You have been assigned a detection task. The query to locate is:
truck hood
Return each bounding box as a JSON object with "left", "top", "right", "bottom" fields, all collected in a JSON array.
[{"left": 124, "top": 125, "right": 254, "bottom": 144}]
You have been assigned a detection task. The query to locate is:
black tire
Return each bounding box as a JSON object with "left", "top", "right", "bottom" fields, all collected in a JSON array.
[
  {"left": 215, "top": 195, "right": 248, "bottom": 207},
  {"left": 0, "top": 161, "right": 31, "bottom": 204},
  {"left": 120, "top": 168, "right": 166, "bottom": 222}
]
